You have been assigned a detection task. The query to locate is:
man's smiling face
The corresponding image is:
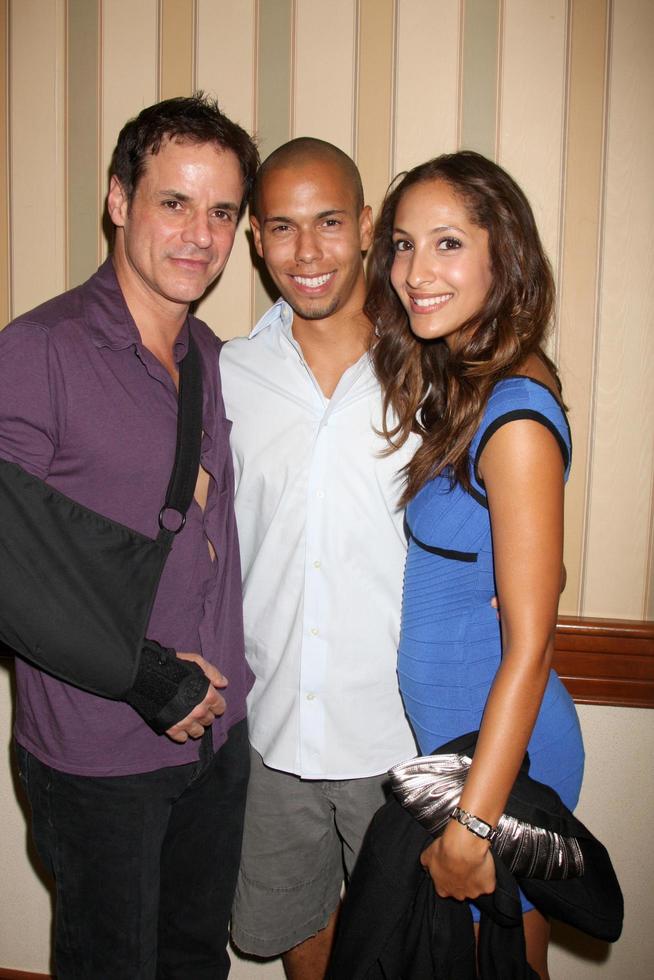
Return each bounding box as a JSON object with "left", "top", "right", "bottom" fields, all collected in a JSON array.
[{"left": 250, "top": 158, "right": 372, "bottom": 325}]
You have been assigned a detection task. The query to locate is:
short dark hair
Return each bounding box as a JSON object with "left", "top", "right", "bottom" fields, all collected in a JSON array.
[
  {"left": 110, "top": 92, "right": 259, "bottom": 218},
  {"left": 251, "top": 137, "right": 364, "bottom": 218}
]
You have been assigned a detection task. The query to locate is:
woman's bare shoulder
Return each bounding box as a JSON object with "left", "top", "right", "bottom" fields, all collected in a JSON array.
[{"left": 513, "top": 352, "right": 563, "bottom": 406}]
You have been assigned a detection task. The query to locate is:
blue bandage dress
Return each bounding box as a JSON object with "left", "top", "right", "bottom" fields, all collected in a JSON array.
[{"left": 398, "top": 377, "right": 584, "bottom": 914}]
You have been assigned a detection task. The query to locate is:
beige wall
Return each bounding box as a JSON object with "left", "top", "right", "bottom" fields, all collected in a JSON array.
[{"left": 0, "top": 1, "right": 652, "bottom": 976}]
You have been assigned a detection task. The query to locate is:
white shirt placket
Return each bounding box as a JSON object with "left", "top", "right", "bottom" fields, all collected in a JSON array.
[{"left": 299, "top": 407, "right": 331, "bottom": 774}]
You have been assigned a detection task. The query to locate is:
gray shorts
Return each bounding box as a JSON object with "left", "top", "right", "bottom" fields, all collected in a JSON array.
[{"left": 230, "top": 745, "right": 389, "bottom": 957}]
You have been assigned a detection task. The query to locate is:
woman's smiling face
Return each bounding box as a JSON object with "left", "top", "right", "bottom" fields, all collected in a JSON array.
[{"left": 390, "top": 179, "right": 493, "bottom": 349}]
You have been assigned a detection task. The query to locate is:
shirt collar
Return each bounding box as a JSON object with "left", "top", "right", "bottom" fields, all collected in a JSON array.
[
  {"left": 83, "top": 256, "right": 190, "bottom": 362},
  {"left": 248, "top": 296, "right": 375, "bottom": 384},
  {"left": 249, "top": 297, "right": 294, "bottom": 340}
]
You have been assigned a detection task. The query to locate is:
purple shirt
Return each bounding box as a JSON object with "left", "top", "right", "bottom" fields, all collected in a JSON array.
[{"left": 0, "top": 259, "right": 253, "bottom": 775}]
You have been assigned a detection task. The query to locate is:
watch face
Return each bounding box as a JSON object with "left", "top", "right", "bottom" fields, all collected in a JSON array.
[{"left": 470, "top": 817, "right": 491, "bottom": 838}]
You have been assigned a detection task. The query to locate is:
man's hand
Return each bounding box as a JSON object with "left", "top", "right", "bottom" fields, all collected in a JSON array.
[{"left": 165, "top": 653, "right": 228, "bottom": 743}]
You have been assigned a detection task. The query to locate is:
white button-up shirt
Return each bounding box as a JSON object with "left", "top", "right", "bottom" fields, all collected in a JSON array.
[{"left": 220, "top": 300, "right": 418, "bottom": 778}]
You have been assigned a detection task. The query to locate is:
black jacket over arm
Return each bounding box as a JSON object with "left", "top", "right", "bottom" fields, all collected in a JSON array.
[{"left": 328, "top": 732, "right": 623, "bottom": 979}]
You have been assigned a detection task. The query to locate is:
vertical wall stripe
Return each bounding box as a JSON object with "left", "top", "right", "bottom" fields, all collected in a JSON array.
[
  {"left": 196, "top": 0, "right": 256, "bottom": 128},
  {"left": 159, "top": 0, "right": 195, "bottom": 100},
  {"left": 0, "top": 0, "right": 9, "bottom": 326},
  {"left": 460, "top": 0, "right": 499, "bottom": 157},
  {"left": 497, "top": 0, "right": 567, "bottom": 285},
  {"left": 256, "top": 0, "right": 293, "bottom": 158},
  {"left": 293, "top": 0, "right": 357, "bottom": 155},
  {"left": 253, "top": 0, "right": 294, "bottom": 320},
  {"left": 67, "top": 0, "right": 101, "bottom": 290},
  {"left": 100, "top": 0, "right": 158, "bottom": 260},
  {"left": 394, "top": 0, "right": 462, "bottom": 176},
  {"left": 558, "top": 0, "right": 609, "bottom": 616},
  {"left": 583, "top": 0, "right": 654, "bottom": 618},
  {"left": 355, "top": 0, "right": 395, "bottom": 220},
  {"left": 195, "top": 0, "right": 257, "bottom": 340},
  {"left": 10, "top": 0, "right": 66, "bottom": 317}
]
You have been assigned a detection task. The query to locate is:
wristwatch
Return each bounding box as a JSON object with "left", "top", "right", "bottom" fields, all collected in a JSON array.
[{"left": 450, "top": 805, "right": 498, "bottom": 843}]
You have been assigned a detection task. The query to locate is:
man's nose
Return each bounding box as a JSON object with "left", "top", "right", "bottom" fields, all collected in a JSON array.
[
  {"left": 295, "top": 229, "right": 322, "bottom": 264},
  {"left": 182, "top": 211, "right": 212, "bottom": 248}
]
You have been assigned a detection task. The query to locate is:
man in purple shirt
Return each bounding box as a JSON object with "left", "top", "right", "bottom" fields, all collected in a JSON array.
[{"left": 0, "top": 95, "right": 258, "bottom": 978}]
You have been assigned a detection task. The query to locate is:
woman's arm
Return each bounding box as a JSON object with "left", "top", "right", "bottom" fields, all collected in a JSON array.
[{"left": 420, "top": 416, "right": 565, "bottom": 900}]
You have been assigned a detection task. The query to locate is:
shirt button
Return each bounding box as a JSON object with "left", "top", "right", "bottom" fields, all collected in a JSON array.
[
  {"left": 306, "top": 692, "right": 316, "bottom": 701},
  {"left": 313, "top": 560, "right": 321, "bottom": 569},
  {"left": 310, "top": 627, "right": 319, "bottom": 636},
  {"left": 316, "top": 489, "right": 325, "bottom": 499}
]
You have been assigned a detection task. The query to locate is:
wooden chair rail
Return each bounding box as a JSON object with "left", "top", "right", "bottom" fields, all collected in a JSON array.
[
  {"left": 554, "top": 616, "right": 654, "bottom": 709},
  {"left": 0, "top": 970, "right": 52, "bottom": 979}
]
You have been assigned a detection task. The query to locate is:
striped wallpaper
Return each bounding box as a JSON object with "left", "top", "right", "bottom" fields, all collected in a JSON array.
[{"left": 0, "top": 0, "right": 652, "bottom": 622}]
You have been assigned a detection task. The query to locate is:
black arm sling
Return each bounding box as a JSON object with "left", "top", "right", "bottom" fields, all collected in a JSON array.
[{"left": 0, "top": 330, "right": 203, "bottom": 712}]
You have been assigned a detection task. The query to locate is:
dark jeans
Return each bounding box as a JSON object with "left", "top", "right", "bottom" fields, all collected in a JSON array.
[{"left": 16, "top": 718, "right": 249, "bottom": 980}]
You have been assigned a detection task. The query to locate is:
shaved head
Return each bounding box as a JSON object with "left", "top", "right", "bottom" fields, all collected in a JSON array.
[{"left": 251, "top": 137, "right": 364, "bottom": 218}]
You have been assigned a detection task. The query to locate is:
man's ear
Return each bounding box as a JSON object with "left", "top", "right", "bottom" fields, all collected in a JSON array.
[
  {"left": 250, "top": 214, "right": 264, "bottom": 258},
  {"left": 359, "top": 205, "right": 373, "bottom": 252},
  {"left": 107, "top": 176, "right": 129, "bottom": 229}
]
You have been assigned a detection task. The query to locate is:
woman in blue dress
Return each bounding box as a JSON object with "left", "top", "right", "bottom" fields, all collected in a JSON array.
[{"left": 366, "top": 151, "right": 584, "bottom": 978}]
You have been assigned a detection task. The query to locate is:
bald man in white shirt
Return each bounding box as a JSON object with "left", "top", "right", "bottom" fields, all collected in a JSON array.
[{"left": 221, "top": 139, "right": 418, "bottom": 980}]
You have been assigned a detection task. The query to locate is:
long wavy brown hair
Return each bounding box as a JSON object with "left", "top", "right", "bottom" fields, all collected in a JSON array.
[{"left": 367, "top": 151, "right": 559, "bottom": 504}]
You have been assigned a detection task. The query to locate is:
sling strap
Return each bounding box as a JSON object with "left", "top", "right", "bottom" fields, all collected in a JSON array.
[{"left": 158, "top": 328, "right": 204, "bottom": 538}]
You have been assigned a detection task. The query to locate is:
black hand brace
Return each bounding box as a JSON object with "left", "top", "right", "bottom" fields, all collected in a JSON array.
[{"left": 124, "top": 639, "right": 211, "bottom": 735}]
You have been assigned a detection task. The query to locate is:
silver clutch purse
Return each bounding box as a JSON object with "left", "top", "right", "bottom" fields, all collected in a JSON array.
[{"left": 389, "top": 752, "right": 584, "bottom": 881}]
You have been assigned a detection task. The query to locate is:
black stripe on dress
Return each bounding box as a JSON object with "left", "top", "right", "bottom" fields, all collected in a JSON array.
[{"left": 405, "top": 517, "right": 478, "bottom": 563}]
